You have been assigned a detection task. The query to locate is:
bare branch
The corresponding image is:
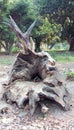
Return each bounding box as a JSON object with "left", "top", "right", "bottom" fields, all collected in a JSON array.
[
  {"left": 24, "top": 20, "right": 37, "bottom": 37},
  {"left": 9, "top": 15, "right": 22, "bottom": 35},
  {"left": 3, "top": 16, "right": 36, "bottom": 52}
]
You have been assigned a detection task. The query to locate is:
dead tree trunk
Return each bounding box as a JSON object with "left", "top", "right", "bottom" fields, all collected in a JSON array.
[{"left": 3, "top": 16, "right": 70, "bottom": 115}]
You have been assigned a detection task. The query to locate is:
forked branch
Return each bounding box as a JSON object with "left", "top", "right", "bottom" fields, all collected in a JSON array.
[{"left": 3, "top": 16, "right": 37, "bottom": 52}]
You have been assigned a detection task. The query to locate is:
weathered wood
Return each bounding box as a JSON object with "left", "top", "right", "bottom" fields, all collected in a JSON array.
[
  {"left": 4, "top": 16, "right": 37, "bottom": 53},
  {"left": 3, "top": 16, "right": 70, "bottom": 115},
  {"left": 7, "top": 50, "right": 55, "bottom": 85},
  {"left": 4, "top": 55, "right": 69, "bottom": 115},
  {"left": 3, "top": 73, "right": 70, "bottom": 115}
]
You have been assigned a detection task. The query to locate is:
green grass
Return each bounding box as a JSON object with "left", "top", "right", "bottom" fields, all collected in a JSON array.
[
  {"left": 48, "top": 51, "right": 74, "bottom": 63},
  {"left": 0, "top": 51, "right": 74, "bottom": 65},
  {"left": 66, "top": 71, "right": 74, "bottom": 80},
  {"left": 66, "top": 71, "right": 74, "bottom": 77},
  {"left": 0, "top": 55, "right": 15, "bottom": 65}
]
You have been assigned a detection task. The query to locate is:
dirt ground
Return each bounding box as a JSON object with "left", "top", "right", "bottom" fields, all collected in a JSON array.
[{"left": 0, "top": 56, "right": 74, "bottom": 130}]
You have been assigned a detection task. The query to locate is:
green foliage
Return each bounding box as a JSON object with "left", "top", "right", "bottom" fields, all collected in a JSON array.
[
  {"left": 9, "top": 0, "right": 37, "bottom": 31},
  {"left": 0, "top": 0, "right": 74, "bottom": 53},
  {"left": 35, "top": 0, "right": 74, "bottom": 41},
  {"left": 0, "top": 0, "right": 16, "bottom": 54},
  {"left": 36, "top": 17, "right": 60, "bottom": 43},
  {"left": 11, "top": 46, "right": 20, "bottom": 53},
  {"left": 32, "top": 16, "right": 61, "bottom": 51}
]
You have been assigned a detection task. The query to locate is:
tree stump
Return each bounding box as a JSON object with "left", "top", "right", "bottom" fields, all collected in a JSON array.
[{"left": 3, "top": 16, "right": 70, "bottom": 115}]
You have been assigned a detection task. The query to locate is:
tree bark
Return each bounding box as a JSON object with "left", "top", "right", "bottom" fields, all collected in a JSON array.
[
  {"left": 68, "top": 37, "right": 74, "bottom": 51},
  {"left": 3, "top": 50, "right": 70, "bottom": 115}
]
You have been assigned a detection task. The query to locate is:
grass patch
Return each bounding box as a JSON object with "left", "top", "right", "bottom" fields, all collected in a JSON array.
[
  {"left": 66, "top": 71, "right": 74, "bottom": 77},
  {"left": 66, "top": 71, "right": 74, "bottom": 80},
  {"left": 48, "top": 51, "right": 74, "bottom": 62},
  {"left": 0, "top": 55, "right": 15, "bottom": 65},
  {"left": 0, "top": 51, "right": 74, "bottom": 65}
]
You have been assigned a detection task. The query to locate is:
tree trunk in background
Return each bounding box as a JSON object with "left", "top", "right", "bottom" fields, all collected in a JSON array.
[
  {"left": 35, "top": 37, "right": 41, "bottom": 52},
  {"left": 0, "top": 44, "right": 1, "bottom": 52},
  {"left": 5, "top": 42, "right": 13, "bottom": 55},
  {"left": 68, "top": 37, "right": 74, "bottom": 51},
  {"left": 0, "top": 41, "right": 14, "bottom": 55}
]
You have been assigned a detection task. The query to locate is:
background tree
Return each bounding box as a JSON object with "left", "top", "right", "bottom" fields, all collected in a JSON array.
[
  {"left": 0, "top": 0, "right": 74, "bottom": 53},
  {"left": 5, "top": 0, "right": 61, "bottom": 52},
  {"left": 33, "top": 16, "right": 61, "bottom": 51},
  {"left": 0, "top": 0, "right": 16, "bottom": 54},
  {"left": 34, "top": 0, "right": 74, "bottom": 51}
]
